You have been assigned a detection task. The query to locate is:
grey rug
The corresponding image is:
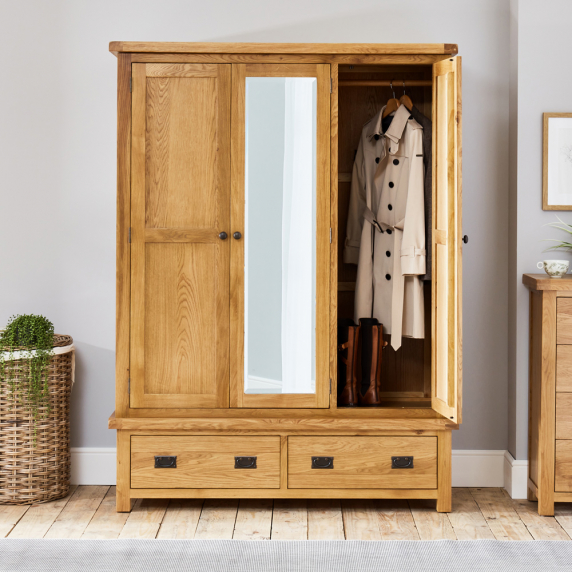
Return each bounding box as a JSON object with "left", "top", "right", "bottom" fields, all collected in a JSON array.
[{"left": 0, "top": 539, "right": 571, "bottom": 571}]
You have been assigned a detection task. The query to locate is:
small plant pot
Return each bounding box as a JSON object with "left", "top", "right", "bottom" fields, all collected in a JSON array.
[{"left": 0, "top": 335, "right": 73, "bottom": 504}]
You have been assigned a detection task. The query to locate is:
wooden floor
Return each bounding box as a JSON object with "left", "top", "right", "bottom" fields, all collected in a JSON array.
[{"left": 2, "top": 487, "right": 572, "bottom": 540}]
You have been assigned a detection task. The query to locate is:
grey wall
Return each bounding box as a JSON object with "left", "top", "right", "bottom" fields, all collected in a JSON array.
[
  {"left": 0, "top": 0, "right": 510, "bottom": 450},
  {"left": 508, "top": 0, "right": 572, "bottom": 459}
]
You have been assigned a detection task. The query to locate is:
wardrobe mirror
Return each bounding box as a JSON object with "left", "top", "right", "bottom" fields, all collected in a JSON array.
[{"left": 243, "top": 77, "right": 317, "bottom": 395}]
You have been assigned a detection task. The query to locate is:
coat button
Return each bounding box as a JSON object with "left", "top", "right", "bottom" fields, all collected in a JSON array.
[
  {"left": 374, "top": 134, "right": 380, "bottom": 140},
  {"left": 375, "top": 157, "right": 380, "bottom": 164},
  {"left": 388, "top": 204, "right": 393, "bottom": 210},
  {"left": 389, "top": 147, "right": 391, "bottom": 152},
  {"left": 386, "top": 229, "right": 392, "bottom": 235},
  {"left": 393, "top": 159, "right": 399, "bottom": 166},
  {"left": 388, "top": 182, "right": 394, "bottom": 188},
  {"left": 386, "top": 251, "right": 391, "bottom": 257},
  {"left": 385, "top": 274, "right": 391, "bottom": 280},
  {"left": 409, "top": 115, "right": 413, "bottom": 120}
]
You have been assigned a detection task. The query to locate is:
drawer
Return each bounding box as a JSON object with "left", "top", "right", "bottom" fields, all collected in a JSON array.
[
  {"left": 556, "top": 440, "right": 572, "bottom": 492},
  {"left": 557, "top": 346, "right": 572, "bottom": 392},
  {"left": 287, "top": 436, "right": 437, "bottom": 489},
  {"left": 556, "top": 394, "right": 572, "bottom": 439},
  {"left": 557, "top": 299, "right": 572, "bottom": 344},
  {"left": 131, "top": 436, "right": 281, "bottom": 489}
]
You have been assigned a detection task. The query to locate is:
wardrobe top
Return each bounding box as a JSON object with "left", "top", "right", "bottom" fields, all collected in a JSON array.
[{"left": 109, "top": 42, "right": 458, "bottom": 56}]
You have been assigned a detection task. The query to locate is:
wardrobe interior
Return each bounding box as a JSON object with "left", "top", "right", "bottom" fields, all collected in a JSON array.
[{"left": 336, "top": 63, "right": 433, "bottom": 409}]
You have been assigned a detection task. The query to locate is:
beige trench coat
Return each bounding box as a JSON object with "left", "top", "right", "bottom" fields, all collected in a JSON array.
[{"left": 343, "top": 104, "right": 426, "bottom": 350}]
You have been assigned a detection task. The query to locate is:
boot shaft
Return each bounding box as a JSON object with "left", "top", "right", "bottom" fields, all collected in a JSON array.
[
  {"left": 337, "top": 319, "right": 360, "bottom": 406},
  {"left": 358, "top": 318, "right": 387, "bottom": 406}
]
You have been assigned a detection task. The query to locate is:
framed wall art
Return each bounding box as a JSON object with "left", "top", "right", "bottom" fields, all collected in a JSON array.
[{"left": 543, "top": 112, "right": 572, "bottom": 210}]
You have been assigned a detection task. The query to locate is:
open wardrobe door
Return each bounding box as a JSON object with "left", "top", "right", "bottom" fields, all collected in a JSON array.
[{"left": 431, "top": 56, "right": 462, "bottom": 423}]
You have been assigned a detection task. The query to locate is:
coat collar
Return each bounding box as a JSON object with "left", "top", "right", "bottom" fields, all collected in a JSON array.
[{"left": 366, "top": 103, "right": 411, "bottom": 145}]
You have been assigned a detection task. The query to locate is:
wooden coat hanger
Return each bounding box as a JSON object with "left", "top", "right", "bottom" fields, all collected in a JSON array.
[
  {"left": 382, "top": 80, "right": 400, "bottom": 119},
  {"left": 399, "top": 80, "right": 413, "bottom": 111}
]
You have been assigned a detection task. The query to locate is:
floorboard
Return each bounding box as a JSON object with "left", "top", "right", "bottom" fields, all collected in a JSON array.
[
  {"left": 82, "top": 487, "right": 131, "bottom": 540},
  {"left": 119, "top": 499, "right": 169, "bottom": 539},
  {"left": 376, "top": 500, "right": 420, "bottom": 540},
  {"left": 409, "top": 499, "right": 456, "bottom": 540},
  {"left": 271, "top": 500, "right": 308, "bottom": 540},
  {"left": 307, "top": 499, "right": 345, "bottom": 540},
  {"left": 0, "top": 505, "right": 30, "bottom": 538},
  {"left": 470, "top": 487, "right": 533, "bottom": 540},
  {"left": 194, "top": 499, "right": 239, "bottom": 540},
  {"left": 233, "top": 499, "right": 273, "bottom": 540},
  {"left": 8, "top": 486, "right": 77, "bottom": 539},
  {"left": 447, "top": 488, "right": 495, "bottom": 540},
  {"left": 342, "top": 500, "right": 382, "bottom": 540},
  {"left": 7, "top": 487, "right": 572, "bottom": 540},
  {"left": 157, "top": 499, "right": 204, "bottom": 539}
]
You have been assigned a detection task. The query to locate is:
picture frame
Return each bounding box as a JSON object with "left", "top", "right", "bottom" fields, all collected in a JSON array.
[{"left": 543, "top": 112, "right": 572, "bottom": 210}]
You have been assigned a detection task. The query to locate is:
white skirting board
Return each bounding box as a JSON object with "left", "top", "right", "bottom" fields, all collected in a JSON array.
[
  {"left": 71, "top": 448, "right": 528, "bottom": 497},
  {"left": 503, "top": 450, "right": 529, "bottom": 499}
]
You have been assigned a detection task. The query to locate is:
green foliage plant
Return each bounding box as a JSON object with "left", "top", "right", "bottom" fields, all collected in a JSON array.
[
  {"left": 0, "top": 314, "right": 54, "bottom": 424},
  {"left": 544, "top": 216, "right": 572, "bottom": 253}
]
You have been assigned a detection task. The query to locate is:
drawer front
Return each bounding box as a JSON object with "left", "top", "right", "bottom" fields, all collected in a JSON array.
[
  {"left": 556, "top": 394, "right": 572, "bottom": 439},
  {"left": 556, "top": 440, "right": 572, "bottom": 492},
  {"left": 557, "top": 346, "right": 572, "bottom": 392},
  {"left": 558, "top": 299, "right": 572, "bottom": 344},
  {"left": 131, "top": 436, "right": 281, "bottom": 489},
  {"left": 287, "top": 436, "right": 437, "bottom": 489}
]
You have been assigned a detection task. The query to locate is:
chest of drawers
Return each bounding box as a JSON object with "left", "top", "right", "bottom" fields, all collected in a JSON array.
[{"left": 524, "top": 273, "right": 572, "bottom": 515}]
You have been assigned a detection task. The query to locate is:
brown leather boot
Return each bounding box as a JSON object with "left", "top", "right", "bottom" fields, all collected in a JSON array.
[
  {"left": 358, "top": 318, "right": 388, "bottom": 406},
  {"left": 337, "top": 319, "right": 360, "bottom": 407}
]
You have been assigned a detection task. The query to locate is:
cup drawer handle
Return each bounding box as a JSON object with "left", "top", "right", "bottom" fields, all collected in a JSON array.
[
  {"left": 312, "top": 456, "right": 334, "bottom": 469},
  {"left": 391, "top": 456, "right": 414, "bottom": 469},
  {"left": 154, "top": 456, "right": 177, "bottom": 469},
  {"left": 235, "top": 456, "right": 257, "bottom": 469}
]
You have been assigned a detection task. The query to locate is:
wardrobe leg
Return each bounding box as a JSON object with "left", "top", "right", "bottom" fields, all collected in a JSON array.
[
  {"left": 116, "top": 430, "right": 133, "bottom": 512},
  {"left": 436, "top": 430, "right": 452, "bottom": 513}
]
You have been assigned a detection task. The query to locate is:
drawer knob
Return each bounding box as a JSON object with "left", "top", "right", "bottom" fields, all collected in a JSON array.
[
  {"left": 312, "top": 456, "right": 334, "bottom": 469},
  {"left": 154, "top": 455, "right": 177, "bottom": 469},
  {"left": 235, "top": 456, "right": 257, "bottom": 469},
  {"left": 391, "top": 456, "right": 414, "bottom": 469}
]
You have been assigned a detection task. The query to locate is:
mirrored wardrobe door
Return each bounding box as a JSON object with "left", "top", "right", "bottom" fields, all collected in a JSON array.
[{"left": 230, "top": 64, "right": 331, "bottom": 409}]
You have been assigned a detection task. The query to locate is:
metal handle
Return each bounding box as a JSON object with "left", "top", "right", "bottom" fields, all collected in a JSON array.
[
  {"left": 219, "top": 232, "right": 228, "bottom": 240},
  {"left": 391, "top": 456, "right": 414, "bottom": 469},
  {"left": 462, "top": 235, "right": 468, "bottom": 244},
  {"left": 154, "top": 455, "right": 177, "bottom": 469},
  {"left": 311, "top": 456, "right": 334, "bottom": 469},
  {"left": 235, "top": 456, "right": 257, "bottom": 469},
  {"left": 233, "top": 232, "right": 242, "bottom": 240}
]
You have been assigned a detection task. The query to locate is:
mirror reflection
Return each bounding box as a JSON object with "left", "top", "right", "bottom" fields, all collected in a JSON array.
[{"left": 244, "top": 77, "right": 317, "bottom": 395}]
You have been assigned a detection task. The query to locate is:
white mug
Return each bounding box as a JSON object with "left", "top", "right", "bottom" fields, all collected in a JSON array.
[{"left": 537, "top": 260, "right": 570, "bottom": 278}]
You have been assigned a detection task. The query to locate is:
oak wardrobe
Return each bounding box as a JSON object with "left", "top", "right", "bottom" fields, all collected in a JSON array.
[{"left": 108, "top": 42, "right": 463, "bottom": 513}]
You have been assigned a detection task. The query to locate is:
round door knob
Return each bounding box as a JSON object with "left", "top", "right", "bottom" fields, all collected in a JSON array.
[
  {"left": 233, "top": 232, "right": 242, "bottom": 240},
  {"left": 219, "top": 232, "right": 228, "bottom": 240},
  {"left": 462, "top": 235, "right": 469, "bottom": 244}
]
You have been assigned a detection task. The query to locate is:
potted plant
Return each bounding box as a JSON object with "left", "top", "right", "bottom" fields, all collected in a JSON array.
[
  {"left": 537, "top": 217, "right": 572, "bottom": 278},
  {"left": 0, "top": 315, "right": 74, "bottom": 504}
]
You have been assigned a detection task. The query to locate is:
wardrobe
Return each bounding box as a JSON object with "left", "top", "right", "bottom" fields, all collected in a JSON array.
[{"left": 108, "top": 42, "right": 463, "bottom": 513}]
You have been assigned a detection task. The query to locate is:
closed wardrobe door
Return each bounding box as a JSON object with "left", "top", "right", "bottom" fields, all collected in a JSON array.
[{"left": 130, "top": 63, "right": 231, "bottom": 409}]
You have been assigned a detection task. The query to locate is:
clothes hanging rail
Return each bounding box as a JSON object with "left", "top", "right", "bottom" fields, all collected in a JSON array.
[{"left": 338, "top": 80, "right": 432, "bottom": 87}]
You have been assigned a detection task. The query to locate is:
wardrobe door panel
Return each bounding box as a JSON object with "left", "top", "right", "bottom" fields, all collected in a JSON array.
[
  {"left": 130, "top": 63, "right": 231, "bottom": 409},
  {"left": 230, "top": 63, "right": 331, "bottom": 408},
  {"left": 431, "top": 56, "right": 462, "bottom": 423}
]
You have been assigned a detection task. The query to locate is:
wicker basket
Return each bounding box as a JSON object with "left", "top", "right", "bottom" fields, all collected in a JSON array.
[{"left": 0, "top": 334, "right": 73, "bottom": 504}]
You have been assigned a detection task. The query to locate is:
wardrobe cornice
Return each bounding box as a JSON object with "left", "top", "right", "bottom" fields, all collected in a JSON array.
[{"left": 109, "top": 41, "right": 458, "bottom": 56}]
